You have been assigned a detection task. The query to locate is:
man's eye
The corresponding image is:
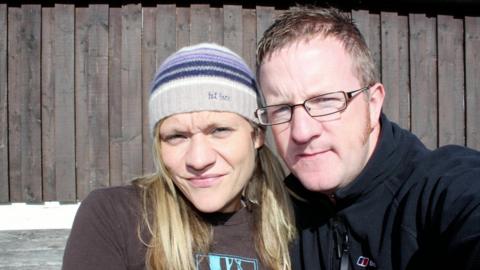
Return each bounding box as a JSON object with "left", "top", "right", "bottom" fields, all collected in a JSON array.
[
  {"left": 310, "top": 97, "right": 342, "bottom": 107},
  {"left": 270, "top": 106, "right": 290, "bottom": 116}
]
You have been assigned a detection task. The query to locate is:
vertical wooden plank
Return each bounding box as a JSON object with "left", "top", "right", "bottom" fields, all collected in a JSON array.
[
  {"left": 210, "top": 7, "right": 224, "bottom": 45},
  {"left": 8, "top": 5, "right": 42, "bottom": 202},
  {"left": 0, "top": 4, "right": 8, "bottom": 202},
  {"left": 190, "top": 4, "right": 210, "bottom": 44},
  {"left": 76, "top": 5, "right": 110, "bottom": 200},
  {"left": 438, "top": 15, "right": 465, "bottom": 147},
  {"left": 465, "top": 17, "right": 480, "bottom": 150},
  {"left": 142, "top": 7, "right": 156, "bottom": 174},
  {"left": 409, "top": 14, "right": 438, "bottom": 149},
  {"left": 243, "top": 8, "right": 256, "bottom": 71},
  {"left": 224, "top": 5, "right": 243, "bottom": 56},
  {"left": 109, "top": 7, "right": 123, "bottom": 187},
  {"left": 41, "top": 7, "right": 55, "bottom": 201},
  {"left": 352, "top": 10, "right": 381, "bottom": 80},
  {"left": 53, "top": 4, "right": 76, "bottom": 201},
  {"left": 255, "top": 6, "right": 283, "bottom": 168},
  {"left": 120, "top": 4, "right": 142, "bottom": 184},
  {"left": 380, "top": 12, "right": 410, "bottom": 130},
  {"left": 156, "top": 4, "right": 176, "bottom": 65},
  {"left": 256, "top": 6, "right": 275, "bottom": 46},
  {"left": 176, "top": 6, "right": 190, "bottom": 48}
]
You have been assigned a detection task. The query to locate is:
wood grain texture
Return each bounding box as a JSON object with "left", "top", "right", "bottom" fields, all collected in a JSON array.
[
  {"left": 409, "top": 13, "right": 438, "bottom": 149},
  {"left": 108, "top": 7, "right": 123, "bottom": 187},
  {"left": 438, "top": 15, "right": 465, "bottom": 146},
  {"left": 465, "top": 16, "right": 480, "bottom": 150},
  {"left": 243, "top": 8, "right": 256, "bottom": 71},
  {"left": 75, "top": 5, "right": 110, "bottom": 200},
  {"left": 190, "top": 4, "right": 210, "bottom": 44},
  {"left": 53, "top": 4, "right": 76, "bottom": 201},
  {"left": 210, "top": 7, "right": 224, "bottom": 45},
  {"left": 8, "top": 5, "right": 42, "bottom": 202},
  {"left": 0, "top": 4, "right": 8, "bottom": 203},
  {"left": 41, "top": 7, "right": 55, "bottom": 201},
  {"left": 120, "top": 4, "right": 143, "bottom": 184},
  {"left": 380, "top": 12, "right": 410, "bottom": 130},
  {"left": 141, "top": 7, "right": 156, "bottom": 175},
  {"left": 176, "top": 7, "right": 190, "bottom": 48},
  {"left": 0, "top": 229, "right": 69, "bottom": 270},
  {"left": 224, "top": 5, "right": 243, "bottom": 56}
]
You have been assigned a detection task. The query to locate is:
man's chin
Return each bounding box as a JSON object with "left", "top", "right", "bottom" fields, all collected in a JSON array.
[{"left": 293, "top": 170, "right": 338, "bottom": 193}]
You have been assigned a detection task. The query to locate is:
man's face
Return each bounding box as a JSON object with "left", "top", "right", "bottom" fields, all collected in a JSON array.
[{"left": 258, "top": 37, "right": 383, "bottom": 194}]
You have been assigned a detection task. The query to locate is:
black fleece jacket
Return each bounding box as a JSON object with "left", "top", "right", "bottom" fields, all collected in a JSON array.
[{"left": 287, "top": 114, "right": 480, "bottom": 270}]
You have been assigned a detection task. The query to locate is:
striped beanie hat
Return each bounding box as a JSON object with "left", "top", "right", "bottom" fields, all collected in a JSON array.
[{"left": 149, "top": 43, "right": 259, "bottom": 133}]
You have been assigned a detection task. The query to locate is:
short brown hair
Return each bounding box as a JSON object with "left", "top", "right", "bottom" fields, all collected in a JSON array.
[{"left": 256, "top": 6, "right": 377, "bottom": 87}]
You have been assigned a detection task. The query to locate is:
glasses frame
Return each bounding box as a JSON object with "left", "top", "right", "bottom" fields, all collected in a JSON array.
[{"left": 255, "top": 86, "right": 371, "bottom": 126}]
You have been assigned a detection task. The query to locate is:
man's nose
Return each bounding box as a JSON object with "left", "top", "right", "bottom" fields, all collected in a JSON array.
[{"left": 290, "top": 106, "right": 323, "bottom": 144}]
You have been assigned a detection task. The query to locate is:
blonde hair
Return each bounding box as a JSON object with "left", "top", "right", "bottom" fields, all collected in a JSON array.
[{"left": 133, "top": 121, "right": 296, "bottom": 270}]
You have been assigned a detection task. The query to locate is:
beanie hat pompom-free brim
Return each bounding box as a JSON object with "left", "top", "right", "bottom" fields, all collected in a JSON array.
[{"left": 149, "top": 43, "right": 259, "bottom": 134}]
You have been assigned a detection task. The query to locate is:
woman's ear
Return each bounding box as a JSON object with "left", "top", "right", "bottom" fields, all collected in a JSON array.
[{"left": 253, "top": 127, "right": 265, "bottom": 149}]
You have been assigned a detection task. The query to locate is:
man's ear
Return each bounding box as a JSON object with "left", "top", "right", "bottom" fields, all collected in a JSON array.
[
  {"left": 368, "top": 83, "right": 385, "bottom": 129},
  {"left": 253, "top": 127, "right": 265, "bottom": 149}
]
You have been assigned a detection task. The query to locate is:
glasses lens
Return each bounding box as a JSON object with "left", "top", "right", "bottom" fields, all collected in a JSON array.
[
  {"left": 259, "top": 105, "right": 291, "bottom": 125},
  {"left": 306, "top": 92, "right": 346, "bottom": 117}
]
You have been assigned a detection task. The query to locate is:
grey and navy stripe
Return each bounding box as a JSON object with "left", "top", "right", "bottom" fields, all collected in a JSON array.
[{"left": 148, "top": 43, "right": 260, "bottom": 134}]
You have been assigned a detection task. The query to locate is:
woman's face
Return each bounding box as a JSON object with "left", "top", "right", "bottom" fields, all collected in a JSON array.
[{"left": 159, "top": 111, "right": 263, "bottom": 213}]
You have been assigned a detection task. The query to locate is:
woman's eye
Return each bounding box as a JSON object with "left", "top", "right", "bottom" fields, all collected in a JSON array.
[
  {"left": 212, "top": 127, "right": 233, "bottom": 136},
  {"left": 163, "top": 134, "right": 186, "bottom": 144}
]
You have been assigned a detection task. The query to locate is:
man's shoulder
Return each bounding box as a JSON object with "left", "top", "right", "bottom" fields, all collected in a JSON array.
[{"left": 419, "top": 144, "right": 480, "bottom": 172}]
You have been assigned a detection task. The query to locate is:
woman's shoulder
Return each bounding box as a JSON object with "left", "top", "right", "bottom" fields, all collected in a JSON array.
[
  {"left": 79, "top": 184, "right": 142, "bottom": 219},
  {"left": 86, "top": 184, "right": 140, "bottom": 202}
]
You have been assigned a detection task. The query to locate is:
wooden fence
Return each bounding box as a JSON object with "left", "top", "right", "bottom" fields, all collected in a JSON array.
[{"left": 0, "top": 3, "right": 479, "bottom": 203}]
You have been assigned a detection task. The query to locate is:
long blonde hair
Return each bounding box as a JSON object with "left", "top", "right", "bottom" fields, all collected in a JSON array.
[{"left": 133, "top": 121, "right": 296, "bottom": 270}]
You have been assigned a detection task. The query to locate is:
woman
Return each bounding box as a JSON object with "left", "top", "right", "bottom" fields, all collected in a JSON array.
[{"left": 62, "top": 43, "right": 295, "bottom": 270}]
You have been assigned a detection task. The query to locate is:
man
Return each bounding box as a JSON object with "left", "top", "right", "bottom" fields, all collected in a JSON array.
[{"left": 255, "top": 6, "right": 480, "bottom": 270}]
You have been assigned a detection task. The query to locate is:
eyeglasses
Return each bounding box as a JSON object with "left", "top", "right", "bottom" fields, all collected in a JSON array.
[{"left": 255, "top": 86, "right": 370, "bottom": 126}]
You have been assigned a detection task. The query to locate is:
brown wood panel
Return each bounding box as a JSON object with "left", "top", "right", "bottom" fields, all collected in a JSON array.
[
  {"left": 141, "top": 7, "right": 156, "bottom": 174},
  {"left": 465, "top": 16, "right": 480, "bottom": 150},
  {"left": 210, "top": 7, "right": 224, "bottom": 45},
  {"left": 256, "top": 6, "right": 275, "bottom": 47},
  {"left": 0, "top": 4, "right": 8, "bottom": 203},
  {"left": 255, "top": 5, "right": 277, "bottom": 154},
  {"left": 156, "top": 4, "right": 176, "bottom": 65},
  {"left": 190, "top": 4, "right": 209, "bottom": 44},
  {"left": 438, "top": 15, "right": 465, "bottom": 146},
  {"left": 380, "top": 12, "right": 410, "bottom": 130},
  {"left": 108, "top": 7, "right": 123, "bottom": 187},
  {"left": 7, "top": 5, "right": 42, "bottom": 202},
  {"left": 120, "top": 4, "right": 143, "bottom": 184},
  {"left": 76, "top": 5, "right": 110, "bottom": 200},
  {"left": 409, "top": 13, "right": 438, "bottom": 149},
  {"left": 224, "top": 5, "right": 243, "bottom": 56},
  {"left": 53, "top": 4, "right": 76, "bottom": 201},
  {"left": 243, "top": 8, "right": 256, "bottom": 71},
  {"left": 352, "top": 10, "right": 381, "bottom": 80},
  {"left": 176, "top": 7, "right": 190, "bottom": 48},
  {"left": 41, "top": 7, "right": 55, "bottom": 201}
]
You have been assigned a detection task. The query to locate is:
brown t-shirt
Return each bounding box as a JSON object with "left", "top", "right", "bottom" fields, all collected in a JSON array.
[{"left": 62, "top": 185, "right": 264, "bottom": 270}]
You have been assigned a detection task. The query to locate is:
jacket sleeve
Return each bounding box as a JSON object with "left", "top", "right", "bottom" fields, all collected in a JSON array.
[
  {"left": 423, "top": 146, "right": 480, "bottom": 270},
  {"left": 62, "top": 189, "right": 128, "bottom": 270}
]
